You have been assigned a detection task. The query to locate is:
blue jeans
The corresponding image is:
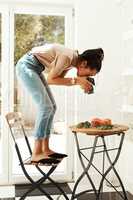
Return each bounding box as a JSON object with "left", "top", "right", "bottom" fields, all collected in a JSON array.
[{"left": 15, "top": 52, "right": 57, "bottom": 140}]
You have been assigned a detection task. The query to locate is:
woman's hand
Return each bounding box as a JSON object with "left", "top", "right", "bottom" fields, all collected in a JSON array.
[{"left": 76, "top": 76, "right": 93, "bottom": 93}]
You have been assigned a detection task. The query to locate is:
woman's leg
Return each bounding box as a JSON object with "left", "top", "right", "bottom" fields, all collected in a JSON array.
[
  {"left": 39, "top": 75, "right": 67, "bottom": 159},
  {"left": 39, "top": 74, "right": 57, "bottom": 153},
  {"left": 16, "top": 62, "right": 56, "bottom": 161}
]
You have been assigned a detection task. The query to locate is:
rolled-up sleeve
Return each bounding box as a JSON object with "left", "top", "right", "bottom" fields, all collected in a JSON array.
[{"left": 48, "top": 54, "right": 71, "bottom": 79}]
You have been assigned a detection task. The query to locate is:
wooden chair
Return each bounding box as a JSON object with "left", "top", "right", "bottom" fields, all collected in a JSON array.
[{"left": 5, "top": 112, "right": 69, "bottom": 200}]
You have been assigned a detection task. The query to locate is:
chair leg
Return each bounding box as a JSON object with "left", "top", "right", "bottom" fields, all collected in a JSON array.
[
  {"left": 36, "top": 165, "right": 69, "bottom": 200},
  {"left": 20, "top": 179, "right": 54, "bottom": 200},
  {"left": 19, "top": 165, "right": 56, "bottom": 199}
]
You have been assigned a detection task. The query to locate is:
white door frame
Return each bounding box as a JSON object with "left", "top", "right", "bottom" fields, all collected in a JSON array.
[
  {"left": 0, "top": 4, "right": 11, "bottom": 185},
  {"left": 0, "top": 5, "right": 10, "bottom": 185},
  {"left": 7, "top": 3, "right": 75, "bottom": 184}
]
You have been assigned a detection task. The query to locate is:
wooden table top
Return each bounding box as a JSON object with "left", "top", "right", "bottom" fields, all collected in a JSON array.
[{"left": 69, "top": 124, "right": 129, "bottom": 136}]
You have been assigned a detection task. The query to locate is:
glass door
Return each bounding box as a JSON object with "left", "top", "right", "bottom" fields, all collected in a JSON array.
[{"left": 9, "top": 5, "right": 74, "bottom": 184}]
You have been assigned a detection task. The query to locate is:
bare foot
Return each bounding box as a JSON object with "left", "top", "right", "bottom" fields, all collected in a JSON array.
[
  {"left": 31, "top": 149, "right": 56, "bottom": 162},
  {"left": 44, "top": 149, "right": 68, "bottom": 159},
  {"left": 43, "top": 149, "right": 56, "bottom": 157},
  {"left": 31, "top": 153, "right": 48, "bottom": 162}
]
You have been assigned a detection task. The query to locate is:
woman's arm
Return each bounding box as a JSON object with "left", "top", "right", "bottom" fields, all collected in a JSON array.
[
  {"left": 47, "top": 62, "right": 75, "bottom": 86},
  {"left": 46, "top": 53, "right": 92, "bottom": 91},
  {"left": 47, "top": 76, "right": 92, "bottom": 94},
  {"left": 47, "top": 76, "right": 78, "bottom": 86}
]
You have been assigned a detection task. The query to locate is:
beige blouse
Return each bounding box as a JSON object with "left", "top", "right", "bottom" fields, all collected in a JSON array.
[{"left": 30, "top": 43, "right": 78, "bottom": 78}]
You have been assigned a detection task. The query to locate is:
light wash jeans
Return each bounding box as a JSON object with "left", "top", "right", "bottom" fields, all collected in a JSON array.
[{"left": 15, "top": 52, "right": 57, "bottom": 140}]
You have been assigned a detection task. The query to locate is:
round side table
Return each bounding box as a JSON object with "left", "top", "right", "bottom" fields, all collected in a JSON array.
[{"left": 70, "top": 124, "right": 129, "bottom": 200}]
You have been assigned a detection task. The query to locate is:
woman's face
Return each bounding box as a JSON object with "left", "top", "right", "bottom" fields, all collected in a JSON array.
[{"left": 77, "top": 60, "right": 97, "bottom": 77}]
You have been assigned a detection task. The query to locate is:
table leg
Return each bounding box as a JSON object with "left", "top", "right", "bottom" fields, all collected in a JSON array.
[
  {"left": 71, "top": 132, "right": 128, "bottom": 200},
  {"left": 71, "top": 133, "right": 98, "bottom": 200},
  {"left": 96, "top": 134, "right": 128, "bottom": 200}
]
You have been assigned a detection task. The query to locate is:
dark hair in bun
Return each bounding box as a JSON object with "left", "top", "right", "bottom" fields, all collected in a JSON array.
[{"left": 78, "top": 48, "right": 104, "bottom": 72}]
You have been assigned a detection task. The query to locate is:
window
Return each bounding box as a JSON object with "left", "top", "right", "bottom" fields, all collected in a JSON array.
[
  {"left": 9, "top": 5, "right": 74, "bottom": 184},
  {"left": 13, "top": 13, "right": 67, "bottom": 177}
]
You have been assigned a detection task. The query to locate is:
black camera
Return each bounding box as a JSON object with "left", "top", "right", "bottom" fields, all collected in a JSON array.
[{"left": 86, "top": 77, "right": 95, "bottom": 94}]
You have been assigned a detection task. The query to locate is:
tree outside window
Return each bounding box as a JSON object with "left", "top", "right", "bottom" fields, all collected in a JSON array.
[{"left": 14, "top": 14, "right": 64, "bottom": 64}]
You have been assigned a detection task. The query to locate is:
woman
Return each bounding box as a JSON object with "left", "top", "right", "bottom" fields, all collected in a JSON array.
[{"left": 15, "top": 43, "right": 104, "bottom": 164}]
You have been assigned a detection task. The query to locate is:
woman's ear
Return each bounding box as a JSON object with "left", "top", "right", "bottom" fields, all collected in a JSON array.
[
  {"left": 81, "top": 60, "right": 87, "bottom": 68},
  {"left": 83, "top": 60, "right": 88, "bottom": 67}
]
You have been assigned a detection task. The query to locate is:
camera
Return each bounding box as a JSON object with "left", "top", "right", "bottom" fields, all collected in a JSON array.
[{"left": 86, "top": 77, "right": 95, "bottom": 94}]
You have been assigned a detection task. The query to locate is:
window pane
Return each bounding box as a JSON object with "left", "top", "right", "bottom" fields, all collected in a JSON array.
[
  {"left": 14, "top": 14, "right": 64, "bottom": 64},
  {"left": 13, "top": 14, "right": 67, "bottom": 176}
]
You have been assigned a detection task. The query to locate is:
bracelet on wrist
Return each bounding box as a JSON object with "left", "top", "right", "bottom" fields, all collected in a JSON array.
[{"left": 71, "top": 77, "right": 76, "bottom": 85}]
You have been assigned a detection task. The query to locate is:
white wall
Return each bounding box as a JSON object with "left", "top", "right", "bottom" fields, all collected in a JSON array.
[
  {"left": 117, "top": 1, "right": 133, "bottom": 193},
  {"left": 74, "top": 0, "right": 133, "bottom": 192},
  {"left": 75, "top": 0, "right": 124, "bottom": 121}
]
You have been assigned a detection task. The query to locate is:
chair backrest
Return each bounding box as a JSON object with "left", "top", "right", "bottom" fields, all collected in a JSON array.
[
  {"left": 6, "top": 112, "right": 23, "bottom": 125},
  {"left": 5, "top": 112, "right": 25, "bottom": 142},
  {"left": 5, "top": 112, "right": 33, "bottom": 166},
  {"left": 5, "top": 112, "right": 32, "bottom": 160}
]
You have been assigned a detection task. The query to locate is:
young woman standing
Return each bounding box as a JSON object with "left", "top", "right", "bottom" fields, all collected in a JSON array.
[{"left": 15, "top": 43, "right": 104, "bottom": 163}]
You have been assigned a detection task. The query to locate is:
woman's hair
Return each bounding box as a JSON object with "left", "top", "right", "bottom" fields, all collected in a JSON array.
[{"left": 78, "top": 48, "right": 104, "bottom": 72}]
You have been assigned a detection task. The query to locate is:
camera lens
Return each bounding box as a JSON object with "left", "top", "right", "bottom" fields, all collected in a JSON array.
[{"left": 86, "top": 77, "right": 95, "bottom": 94}]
